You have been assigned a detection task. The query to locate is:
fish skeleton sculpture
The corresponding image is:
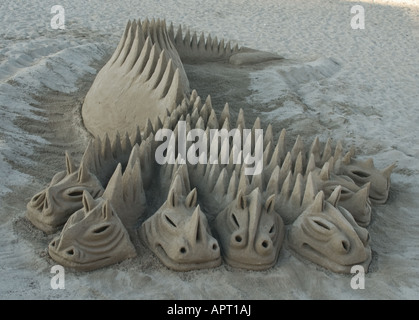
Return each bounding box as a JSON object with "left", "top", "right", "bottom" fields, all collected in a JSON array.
[{"left": 25, "top": 18, "right": 396, "bottom": 274}]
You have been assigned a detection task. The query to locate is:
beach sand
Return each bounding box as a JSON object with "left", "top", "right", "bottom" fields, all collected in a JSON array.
[{"left": 0, "top": 0, "right": 418, "bottom": 299}]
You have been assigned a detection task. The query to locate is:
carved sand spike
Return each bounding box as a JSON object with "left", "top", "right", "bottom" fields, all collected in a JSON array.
[
  {"left": 334, "top": 152, "right": 396, "bottom": 204},
  {"left": 274, "top": 171, "right": 318, "bottom": 225},
  {"left": 142, "top": 19, "right": 188, "bottom": 84},
  {"left": 140, "top": 174, "right": 221, "bottom": 271},
  {"left": 82, "top": 133, "right": 129, "bottom": 187},
  {"left": 170, "top": 22, "right": 283, "bottom": 65},
  {"left": 214, "top": 188, "right": 285, "bottom": 270},
  {"left": 236, "top": 108, "right": 246, "bottom": 131},
  {"left": 102, "top": 157, "right": 147, "bottom": 237},
  {"left": 26, "top": 151, "right": 104, "bottom": 234},
  {"left": 308, "top": 136, "right": 333, "bottom": 167},
  {"left": 160, "top": 160, "right": 192, "bottom": 199},
  {"left": 264, "top": 124, "right": 274, "bottom": 151},
  {"left": 170, "top": 23, "right": 239, "bottom": 62},
  {"left": 219, "top": 103, "right": 231, "bottom": 128},
  {"left": 48, "top": 191, "right": 136, "bottom": 271},
  {"left": 82, "top": 18, "right": 190, "bottom": 138},
  {"left": 334, "top": 184, "right": 371, "bottom": 227},
  {"left": 194, "top": 166, "right": 236, "bottom": 221},
  {"left": 288, "top": 188, "right": 372, "bottom": 274},
  {"left": 291, "top": 135, "right": 305, "bottom": 167}
]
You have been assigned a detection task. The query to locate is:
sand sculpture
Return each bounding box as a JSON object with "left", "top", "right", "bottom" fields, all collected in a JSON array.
[
  {"left": 26, "top": 18, "right": 396, "bottom": 274},
  {"left": 334, "top": 152, "right": 395, "bottom": 205},
  {"left": 140, "top": 173, "right": 222, "bottom": 271},
  {"left": 26, "top": 152, "right": 104, "bottom": 234},
  {"left": 288, "top": 188, "right": 372, "bottom": 273},
  {"left": 214, "top": 189, "right": 285, "bottom": 270},
  {"left": 48, "top": 143, "right": 147, "bottom": 271},
  {"left": 82, "top": 19, "right": 190, "bottom": 138},
  {"left": 82, "top": 18, "right": 284, "bottom": 138},
  {"left": 48, "top": 192, "right": 137, "bottom": 272}
]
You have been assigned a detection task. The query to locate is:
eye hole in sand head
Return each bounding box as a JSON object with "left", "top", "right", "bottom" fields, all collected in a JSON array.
[
  {"left": 165, "top": 215, "right": 177, "bottom": 228},
  {"left": 68, "top": 190, "right": 84, "bottom": 198},
  {"left": 231, "top": 213, "right": 240, "bottom": 228},
  {"left": 314, "top": 219, "right": 331, "bottom": 230},
  {"left": 326, "top": 186, "right": 351, "bottom": 196},
  {"left": 93, "top": 225, "right": 110, "bottom": 234},
  {"left": 341, "top": 187, "right": 351, "bottom": 195},
  {"left": 351, "top": 170, "right": 370, "bottom": 179},
  {"left": 269, "top": 225, "right": 275, "bottom": 234}
]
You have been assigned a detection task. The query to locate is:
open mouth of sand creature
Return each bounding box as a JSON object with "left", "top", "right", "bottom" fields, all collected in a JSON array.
[{"left": 24, "top": 17, "right": 396, "bottom": 273}]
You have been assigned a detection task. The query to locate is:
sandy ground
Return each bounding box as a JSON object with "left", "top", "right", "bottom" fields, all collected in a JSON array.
[{"left": 0, "top": 0, "right": 419, "bottom": 299}]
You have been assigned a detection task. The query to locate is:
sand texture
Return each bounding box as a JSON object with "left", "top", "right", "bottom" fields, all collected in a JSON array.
[{"left": 1, "top": 0, "right": 419, "bottom": 299}]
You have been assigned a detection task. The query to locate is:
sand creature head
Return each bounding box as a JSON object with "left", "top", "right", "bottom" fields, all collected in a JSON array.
[
  {"left": 140, "top": 173, "right": 221, "bottom": 271},
  {"left": 214, "top": 188, "right": 285, "bottom": 270},
  {"left": 26, "top": 152, "right": 104, "bottom": 234},
  {"left": 335, "top": 149, "right": 395, "bottom": 204},
  {"left": 310, "top": 159, "right": 372, "bottom": 227},
  {"left": 288, "top": 187, "right": 372, "bottom": 274},
  {"left": 322, "top": 182, "right": 372, "bottom": 227},
  {"left": 48, "top": 191, "right": 136, "bottom": 271}
]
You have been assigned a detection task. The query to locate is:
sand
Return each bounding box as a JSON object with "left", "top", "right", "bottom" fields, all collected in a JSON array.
[{"left": 0, "top": 0, "right": 418, "bottom": 299}]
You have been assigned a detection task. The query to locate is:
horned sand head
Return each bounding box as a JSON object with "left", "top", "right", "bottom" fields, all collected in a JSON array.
[
  {"left": 288, "top": 187, "right": 372, "bottom": 274},
  {"left": 214, "top": 188, "right": 285, "bottom": 270},
  {"left": 48, "top": 191, "right": 136, "bottom": 271},
  {"left": 140, "top": 173, "right": 221, "bottom": 271},
  {"left": 335, "top": 148, "right": 395, "bottom": 204},
  {"left": 310, "top": 159, "right": 372, "bottom": 227},
  {"left": 26, "top": 152, "right": 104, "bottom": 234},
  {"left": 48, "top": 146, "right": 148, "bottom": 271}
]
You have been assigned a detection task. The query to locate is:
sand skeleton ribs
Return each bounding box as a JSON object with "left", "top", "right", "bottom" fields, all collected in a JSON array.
[{"left": 26, "top": 18, "right": 395, "bottom": 273}]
